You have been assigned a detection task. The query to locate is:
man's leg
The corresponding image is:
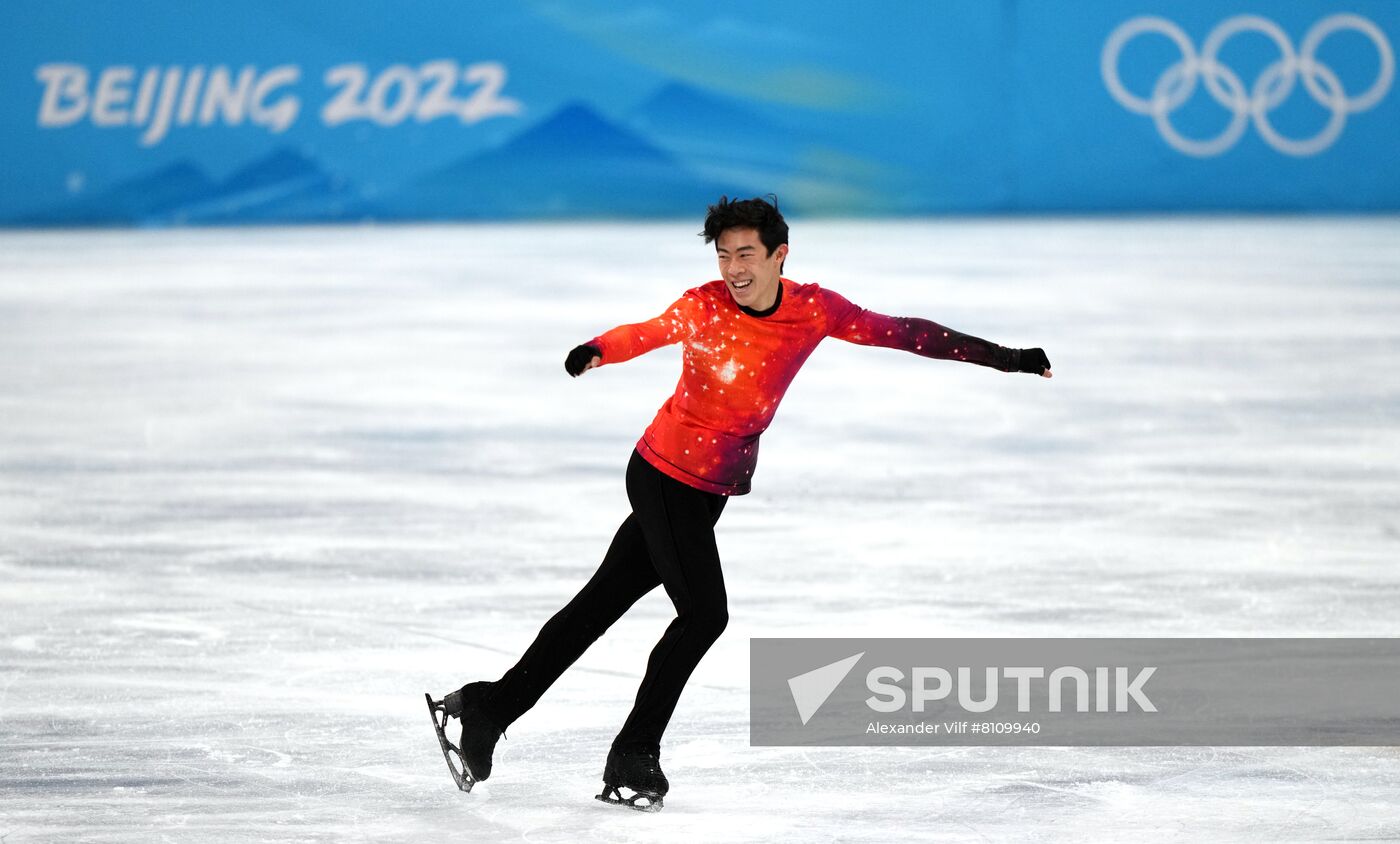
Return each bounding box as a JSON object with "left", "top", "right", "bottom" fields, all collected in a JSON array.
[
  {"left": 611, "top": 451, "right": 730, "bottom": 753},
  {"left": 480, "top": 479, "right": 662, "bottom": 730}
]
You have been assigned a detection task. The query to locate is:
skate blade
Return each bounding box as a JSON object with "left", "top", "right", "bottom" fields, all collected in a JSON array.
[
  {"left": 425, "top": 692, "right": 479, "bottom": 793},
  {"left": 595, "top": 784, "right": 663, "bottom": 813}
]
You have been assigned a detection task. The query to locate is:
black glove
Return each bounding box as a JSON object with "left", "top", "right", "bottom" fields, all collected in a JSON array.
[
  {"left": 1014, "top": 347, "right": 1051, "bottom": 375},
  {"left": 565, "top": 343, "right": 601, "bottom": 377}
]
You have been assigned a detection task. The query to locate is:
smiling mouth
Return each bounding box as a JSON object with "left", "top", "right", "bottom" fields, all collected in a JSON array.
[{"left": 730, "top": 279, "right": 753, "bottom": 290}]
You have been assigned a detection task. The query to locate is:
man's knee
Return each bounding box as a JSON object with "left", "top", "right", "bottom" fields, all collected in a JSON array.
[{"left": 687, "top": 603, "right": 728, "bottom": 641}]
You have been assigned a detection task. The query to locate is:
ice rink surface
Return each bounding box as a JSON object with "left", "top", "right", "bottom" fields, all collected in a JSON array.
[{"left": 2, "top": 218, "right": 1399, "bottom": 842}]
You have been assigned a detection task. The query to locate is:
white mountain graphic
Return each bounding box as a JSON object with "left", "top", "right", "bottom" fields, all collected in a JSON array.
[{"left": 787, "top": 652, "right": 864, "bottom": 725}]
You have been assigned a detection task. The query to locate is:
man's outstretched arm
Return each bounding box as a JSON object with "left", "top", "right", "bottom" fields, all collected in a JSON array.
[
  {"left": 823, "top": 289, "right": 1052, "bottom": 377},
  {"left": 564, "top": 291, "right": 709, "bottom": 377}
]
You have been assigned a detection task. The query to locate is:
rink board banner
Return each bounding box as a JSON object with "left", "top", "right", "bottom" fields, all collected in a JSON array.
[
  {"left": 3, "top": 1, "right": 1399, "bottom": 224},
  {"left": 750, "top": 639, "right": 1400, "bottom": 746}
]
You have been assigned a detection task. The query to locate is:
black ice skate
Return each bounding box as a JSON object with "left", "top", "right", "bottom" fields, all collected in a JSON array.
[
  {"left": 424, "top": 681, "right": 504, "bottom": 792},
  {"left": 595, "top": 745, "right": 668, "bottom": 812}
]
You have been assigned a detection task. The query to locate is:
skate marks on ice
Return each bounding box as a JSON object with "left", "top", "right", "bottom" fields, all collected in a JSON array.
[
  {"left": 228, "top": 596, "right": 744, "bottom": 693},
  {"left": 2, "top": 221, "right": 1400, "bottom": 841}
]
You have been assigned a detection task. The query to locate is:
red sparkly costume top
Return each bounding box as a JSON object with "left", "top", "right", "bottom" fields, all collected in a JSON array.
[{"left": 588, "top": 278, "right": 1018, "bottom": 495}]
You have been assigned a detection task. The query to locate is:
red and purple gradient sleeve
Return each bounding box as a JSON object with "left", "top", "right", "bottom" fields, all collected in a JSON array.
[
  {"left": 820, "top": 288, "right": 1016, "bottom": 371},
  {"left": 589, "top": 291, "right": 709, "bottom": 366}
]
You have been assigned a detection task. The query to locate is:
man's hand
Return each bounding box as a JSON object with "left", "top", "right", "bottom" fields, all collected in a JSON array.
[
  {"left": 565, "top": 344, "right": 602, "bottom": 377},
  {"left": 1016, "top": 347, "right": 1053, "bottom": 378}
]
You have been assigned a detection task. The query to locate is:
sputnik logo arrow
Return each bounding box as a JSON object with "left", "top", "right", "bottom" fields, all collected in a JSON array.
[{"left": 787, "top": 652, "right": 865, "bottom": 725}]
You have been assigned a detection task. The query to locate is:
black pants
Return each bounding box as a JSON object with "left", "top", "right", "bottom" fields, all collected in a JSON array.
[{"left": 480, "top": 449, "right": 729, "bottom": 753}]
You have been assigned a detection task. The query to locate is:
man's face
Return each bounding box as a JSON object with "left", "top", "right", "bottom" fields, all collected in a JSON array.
[{"left": 716, "top": 227, "right": 787, "bottom": 310}]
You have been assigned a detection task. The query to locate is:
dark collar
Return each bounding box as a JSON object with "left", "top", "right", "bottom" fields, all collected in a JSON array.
[{"left": 738, "top": 279, "right": 784, "bottom": 318}]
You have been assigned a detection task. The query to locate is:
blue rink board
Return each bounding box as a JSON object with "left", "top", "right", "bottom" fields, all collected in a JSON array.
[{"left": 3, "top": 1, "right": 1398, "bottom": 223}]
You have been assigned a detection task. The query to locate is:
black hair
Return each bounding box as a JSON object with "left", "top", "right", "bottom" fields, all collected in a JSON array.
[{"left": 700, "top": 194, "right": 789, "bottom": 259}]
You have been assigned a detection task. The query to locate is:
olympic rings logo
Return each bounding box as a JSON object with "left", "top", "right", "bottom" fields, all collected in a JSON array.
[{"left": 1102, "top": 14, "right": 1394, "bottom": 156}]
